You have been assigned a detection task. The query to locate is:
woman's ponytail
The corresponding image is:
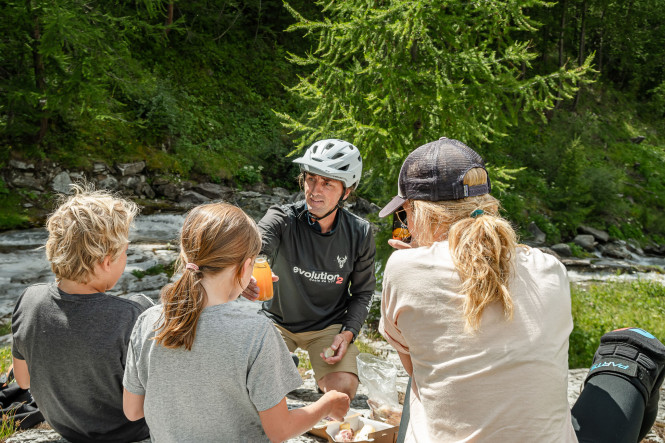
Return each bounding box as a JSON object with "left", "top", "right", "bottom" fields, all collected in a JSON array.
[
  {"left": 154, "top": 254, "right": 207, "bottom": 350},
  {"left": 449, "top": 209, "right": 517, "bottom": 331}
]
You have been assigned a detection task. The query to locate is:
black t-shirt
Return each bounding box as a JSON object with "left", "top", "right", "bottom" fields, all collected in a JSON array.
[
  {"left": 258, "top": 201, "right": 376, "bottom": 335},
  {"left": 12, "top": 282, "right": 152, "bottom": 443}
]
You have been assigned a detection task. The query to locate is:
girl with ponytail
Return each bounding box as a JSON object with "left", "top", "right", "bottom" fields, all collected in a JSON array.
[
  {"left": 122, "top": 203, "right": 349, "bottom": 442},
  {"left": 377, "top": 138, "right": 664, "bottom": 443}
]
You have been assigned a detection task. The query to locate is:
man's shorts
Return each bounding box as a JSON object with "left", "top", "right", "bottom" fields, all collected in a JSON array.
[{"left": 275, "top": 323, "right": 359, "bottom": 382}]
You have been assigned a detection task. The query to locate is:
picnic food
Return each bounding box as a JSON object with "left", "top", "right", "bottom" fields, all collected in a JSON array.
[
  {"left": 367, "top": 399, "right": 402, "bottom": 426},
  {"left": 334, "top": 422, "right": 376, "bottom": 442},
  {"left": 354, "top": 423, "right": 376, "bottom": 440},
  {"left": 323, "top": 347, "right": 335, "bottom": 358}
]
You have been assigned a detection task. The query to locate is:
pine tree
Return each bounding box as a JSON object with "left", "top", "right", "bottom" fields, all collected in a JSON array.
[{"left": 278, "top": 0, "right": 593, "bottom": 184}]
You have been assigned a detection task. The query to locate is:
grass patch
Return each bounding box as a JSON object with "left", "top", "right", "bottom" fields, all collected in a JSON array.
[
  {"left": 295, "top": 349, "right": 312, "bottom": 377},
  {"left": 569, "top": 280, "right": 665, "bottom": 368},
  {"left": 0, "top": 320, "right": 11, "bottom": 337},
  {"left": 0, "top": 347, "right": 12, "bottom": 374},
  {"left": 0, "top": 407, "right": 18, "bottom": 441},
  {"left": 356, "top": 338, "right": 382, "bottom": 356},
  {"left": 0, "top": 195, "right": 30, "bottom": 231}
]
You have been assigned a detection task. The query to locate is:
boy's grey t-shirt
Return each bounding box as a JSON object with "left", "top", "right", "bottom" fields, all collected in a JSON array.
[
  {"left": 124, "top": 302, "right": 304, "bottom": 443},
  {"left": 11, "top": 282, "right": 153, "bottom": 443}
]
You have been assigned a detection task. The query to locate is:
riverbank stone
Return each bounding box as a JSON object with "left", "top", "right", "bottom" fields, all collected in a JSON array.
[
  {"left": 574, "top": 234, "right": 597, "bottom": 251},
  {"left": 96, "top": 174, "right": 118, "bottom": 191},
  {"left": 578, "top": 226, "right": 610, "bottom": 243},
  {"left": 552, "top": 243, "right": 573, "bottom": 257},
  {"left": 601, "top": 241, "right": 633, "bottom": 260},
  {"left": 192, "top": 183, "right": 235, "bottom": 200},
  {"left": 51, "top": 172, "right": 72, "bottom": 194},
  {"left": 116, "top": 161, "right": 146, "bottom": 176},
  {"left": 527, "top": 222, "right": 547, "bottom": 244}
]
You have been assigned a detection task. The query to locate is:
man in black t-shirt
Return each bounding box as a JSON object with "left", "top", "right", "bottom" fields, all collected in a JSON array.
[{"left": 243, "top": 139, "right": 376, "bottom": 399}]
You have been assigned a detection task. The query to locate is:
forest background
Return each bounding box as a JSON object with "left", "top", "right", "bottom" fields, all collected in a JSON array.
[
  {"left": 1, "top": 0, "right": 664, "bottom": 246},
  {"left": 1, "top": 0, "right": 665, "bottom": 376}
]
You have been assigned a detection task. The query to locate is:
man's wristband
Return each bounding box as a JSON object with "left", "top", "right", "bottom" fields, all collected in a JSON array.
[{"left": 340, "top": 326, "right": 357, "bottom": 344}]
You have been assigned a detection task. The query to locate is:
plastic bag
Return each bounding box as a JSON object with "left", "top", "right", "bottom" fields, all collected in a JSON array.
[{"left": 356, "top": 353, "right": 402, "bottom": 426}]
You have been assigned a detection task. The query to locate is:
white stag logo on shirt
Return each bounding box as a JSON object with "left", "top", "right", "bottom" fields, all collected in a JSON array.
[{"left": 336, "top": 255, "right": 347, "bottom": 269}]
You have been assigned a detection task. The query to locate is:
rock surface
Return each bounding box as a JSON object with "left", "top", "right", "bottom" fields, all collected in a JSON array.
[{"left": 5, "top": 366, "right": 664, "bottom": 442}]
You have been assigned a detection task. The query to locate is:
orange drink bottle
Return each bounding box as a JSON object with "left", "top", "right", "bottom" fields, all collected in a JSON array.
[{"left": 252, "top": 255, "right": 274, "bottom": 301}]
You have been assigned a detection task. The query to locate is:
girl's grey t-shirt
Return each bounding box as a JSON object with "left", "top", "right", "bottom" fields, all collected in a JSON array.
[{"left": 123, "top": 302, "right": 304, "bottom": 443}]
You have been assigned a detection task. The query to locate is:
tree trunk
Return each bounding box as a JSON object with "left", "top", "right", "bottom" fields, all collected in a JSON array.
[
  {"left": 554, "top": 0, "right": 567, "bottom": 111},
  {"left": 165, "top": 3, "right": 174, "bottom": 35},
  {"left": 26, "top": 0, "right": 48, "bottom": 144},
  {"left": 573, "top": 0, "right": 587, "bottom": 111},
  {"left": 597, "top": 6, "right": 606, "bottom": 77}
]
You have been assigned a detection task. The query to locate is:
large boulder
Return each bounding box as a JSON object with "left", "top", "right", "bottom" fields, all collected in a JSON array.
[
  {"left": 8, "top": 172, "right": 45, "bottom": 191},
  {"left": 578, "top": 226, "right": 610, "bottom": 243},
  {"left": 154, "top": 182, "right": 180, "bottom": 200},
  {"left": 96, "top": 174, "right": 119, "bottom": 191},
  {"left": 177, "top": 190, "right": 210, "bottom": 205},
  {"left": 601, "top": 241, "right": 633, "bottom": 260},
  {"left": 527, "top": 222, "right": 547, "bottom": 244},
  {"left": 116, "top": 161, "right": 146, "bottom": 176},
  {"left": 193, "top": 183, "right": 235, "bottom": 200},
  {"left": 351, "top": 197, "right": 380, "bottom": 218},
  {"left": 574, "top": 234, "right": 597, "bottom": 252},
  {"left": 8, "top": 160, "right": 35, "bottom": 170},
  {"left": 51, "top": 171, "right": 73, "bottom": 194},
  {"left": 551, "top": 243, "right": 573, "bottom": 257}
]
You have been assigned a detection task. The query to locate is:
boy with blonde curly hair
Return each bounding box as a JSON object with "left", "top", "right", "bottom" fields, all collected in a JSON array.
[{"left": 11, "top": 185, "right": 152, "bottom": 443}]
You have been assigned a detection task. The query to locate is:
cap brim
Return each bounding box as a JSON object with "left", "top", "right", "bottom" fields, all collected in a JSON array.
[{"left": 379, "top": 195, "right": 407, "bottom": 218}]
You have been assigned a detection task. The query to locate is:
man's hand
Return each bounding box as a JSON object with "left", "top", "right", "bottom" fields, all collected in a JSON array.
[
  {"left": 320, "top": 331, "right": 353, "bottom": 364},
  {"left": 241, "top": 273, "right": 279, "bottom": 301},
  {"left": 241, "top": 276, "right": 260, "bottom": 301}
]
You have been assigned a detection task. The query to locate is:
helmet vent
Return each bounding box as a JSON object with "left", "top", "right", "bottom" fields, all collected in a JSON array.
[
  {"left": 331, "top": 152, "right": 345, "bottom": 159},
  {"left": 339, "top": 165, "right": 349, "bottom": 171}
]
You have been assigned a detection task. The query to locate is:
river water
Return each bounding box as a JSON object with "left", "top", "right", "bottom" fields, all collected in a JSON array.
[{"left": 1, "top": 213, "right": 664, "bottom": 319}]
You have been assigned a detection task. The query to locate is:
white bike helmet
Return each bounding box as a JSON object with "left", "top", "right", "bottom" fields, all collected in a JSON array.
[{"left": 293, "top": 139, "right": 363, "bottom": 188}]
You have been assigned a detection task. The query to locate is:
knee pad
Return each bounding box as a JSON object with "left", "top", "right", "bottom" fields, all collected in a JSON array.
[{"left": 585, "top": 328, "right": 665, "bottom": 405}]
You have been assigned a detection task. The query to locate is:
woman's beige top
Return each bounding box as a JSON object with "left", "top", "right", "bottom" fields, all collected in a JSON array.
[{"left": 380, "top": 242, "right": 578, "bottom": 442}]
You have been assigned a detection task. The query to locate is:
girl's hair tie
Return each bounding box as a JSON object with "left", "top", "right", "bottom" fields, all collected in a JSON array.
[
  {"left": 185, "top": 263, "right": 199, "bottom": 272},
  {"left": 470, "top": 209, "right": 485, "bottom": 218}
]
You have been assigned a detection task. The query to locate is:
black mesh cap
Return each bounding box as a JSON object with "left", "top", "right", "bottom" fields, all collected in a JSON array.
[{"left": 379, "top": 137, "right": 491, "bottom": 217}]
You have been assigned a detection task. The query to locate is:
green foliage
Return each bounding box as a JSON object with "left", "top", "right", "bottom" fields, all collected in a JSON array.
[
  {"left": 0, "top": 320, "right": 10, "bottom": 337},
  {"left": 0, "top": 346, "right": 17, "bottom": 438},
  {"left": 1, "top": 0, "right": 664, "bottom": 244},
  {"left": 131, "top": 262, "right": 175, "bottom": 280},
  {"left": 568, "top": 243, "right": 591, "bottom": 258},
  {"left": 235, "top": 166, "right": 265, "bottom": 187},
  {"left": 0, "top": 194, "right": 31, "bottom": 230},
  {"left": 0, "top": 346, "right": 12, "bottom": 376},
  {"left": 280, "top": 0, "right": 593, "bottom": 199},
  {"left": 486, "top": 85, "right": 665, "bottom": 242},
  {"left": 355, "top": 338, "right": 381, "bottom": 357},
  {"left": 569, "top": 280, "right": 665, "bottom": 368}
]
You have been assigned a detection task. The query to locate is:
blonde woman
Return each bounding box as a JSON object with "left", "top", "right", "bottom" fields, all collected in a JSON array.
[
  {"left": 378, "top": 138, "right": 665, "bottom": 443},
  {"left": 122, "top": 203, "right": 349, "bottom": 442},
  {"left": 12, "top": 186, "right": 152, "bottom": 442}
]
